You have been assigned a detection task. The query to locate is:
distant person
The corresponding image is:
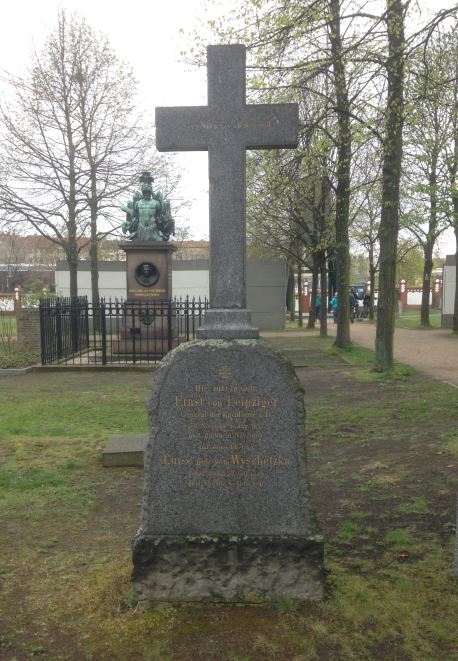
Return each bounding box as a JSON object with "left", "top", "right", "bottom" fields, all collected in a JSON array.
[
  {"left": 349, "top": 288, "right": 358, "bottom": 323},
  {"left": 330, "top": 292, "right": 338, "bottom": 324},
  {"left": 363, "top": 292, "right": 370, "bottom": 317},
  {"left": 315, "top": 290, "right": 321, "bottom": 323}
]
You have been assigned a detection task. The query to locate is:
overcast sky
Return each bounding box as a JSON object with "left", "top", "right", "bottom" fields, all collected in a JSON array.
[{"left": 0, "top": 0, "right": 456, "bottom": 255}]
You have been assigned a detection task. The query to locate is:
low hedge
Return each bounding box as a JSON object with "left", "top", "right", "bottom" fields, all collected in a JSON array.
[{"left": 0, "top": 343, "right": 40, "bottom": 369}]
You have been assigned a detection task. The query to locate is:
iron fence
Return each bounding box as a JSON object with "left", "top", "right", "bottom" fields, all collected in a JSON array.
[{"left": 39, "top": 297, "right": 208, "bottom": 366}]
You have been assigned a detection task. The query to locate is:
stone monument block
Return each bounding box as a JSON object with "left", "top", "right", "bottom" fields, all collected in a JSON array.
[
  {"left": 132, "top": 339, "right": 324, "bottom": 605},
  {"left": 119, "top": 242, "right": 175, "bottom": 302}
]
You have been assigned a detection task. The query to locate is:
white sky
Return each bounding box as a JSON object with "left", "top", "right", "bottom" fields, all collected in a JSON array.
[{"left": 0, "top": 0, "right": 456, "bottom": 255}]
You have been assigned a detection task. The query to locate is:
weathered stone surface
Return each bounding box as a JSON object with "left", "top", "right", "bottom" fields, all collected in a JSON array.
[
  {"left": 197, "top": 309, "right": 259, "bottom": 340},
  {"left": 103, "top": 434, "right": 146, "bottom": 467},
  {"left": 132, "top": 534, "right": 324, "bottom": 606},
  {"left": 141, "top": 340, "right": 311, "bottom": 535},
  {"left": 132, "top": 339, "right": 324, "bottom": 602}
]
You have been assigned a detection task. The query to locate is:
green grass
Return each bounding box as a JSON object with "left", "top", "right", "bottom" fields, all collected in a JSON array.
[
  {"left": 0, "top": 339, "right": 457, "bottom": 660},
  {"left": 0, "top": 372, "right": 149, "bottom": 439},
  {"left": 395, "top": 309, "right": 441, "bottom": 329}
]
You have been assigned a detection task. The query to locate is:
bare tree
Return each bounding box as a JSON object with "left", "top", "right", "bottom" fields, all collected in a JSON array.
[{"left": 0, "top": 10, "right": 179, "bottom": 301}]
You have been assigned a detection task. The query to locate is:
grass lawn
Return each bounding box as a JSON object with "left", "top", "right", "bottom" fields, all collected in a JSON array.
[
  {"left": 395, "top": 309, "right": 441, "bottom": 329},
  {"left": 0, "top": 337, "right": 457, "bottom": 660}
]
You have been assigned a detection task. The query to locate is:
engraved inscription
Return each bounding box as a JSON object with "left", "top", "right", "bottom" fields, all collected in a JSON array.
[
  {"left": 190, "top": 121, "right": 273, "bottom": 131},
  {"left": 160, "top": 378, "right": 291, "bottom": 491}
]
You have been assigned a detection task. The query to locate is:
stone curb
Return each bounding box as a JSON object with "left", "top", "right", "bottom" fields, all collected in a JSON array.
[{"left": 0, "top": 365, "right": 36, "bottom": 377}]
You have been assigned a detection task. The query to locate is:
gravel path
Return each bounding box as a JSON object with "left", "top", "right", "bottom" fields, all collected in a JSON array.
[{"left": 264, "top": 322, "right": 458, "bottom": 387}]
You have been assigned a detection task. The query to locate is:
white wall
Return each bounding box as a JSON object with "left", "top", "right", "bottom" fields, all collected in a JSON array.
[
  {"left": 55, "top": 268, "right": 209, "bottom": 301},
  {"left": 407, "top": 290, "right": 432, "bottom": 306},
  {"left": 443, "top": 263, "right": 456, "bottom": 315},
  {"left": 172, "top": 270, "right": 209, "bottom": 300},
  {"left": 54, "top": 258, "right": 287, "bottom": 329},
  {"left": 55, "top": 270, "right": 126, "bottom": 300}
]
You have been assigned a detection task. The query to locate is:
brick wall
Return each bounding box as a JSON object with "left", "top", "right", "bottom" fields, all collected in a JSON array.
[{"left": 17, "top": 309, "right": 41, "bottom": 354}]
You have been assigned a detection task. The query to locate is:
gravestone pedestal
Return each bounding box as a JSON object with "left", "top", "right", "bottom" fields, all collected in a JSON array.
[
  {"left": 113, "top": 242, "right": 177, "bottom": 356},
  {"left": 119, "top": 241, "right": 175, "bottom": 303},
  {"left": 132, "top": 340, "right": 324, "bottom": 606}
]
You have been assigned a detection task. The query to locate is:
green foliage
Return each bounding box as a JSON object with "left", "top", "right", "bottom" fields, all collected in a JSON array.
[
  {"left": 0, "top": 343, "right": 39, "bottom": 368},
  {"left": 396, "top": 241, "right": 426, "bottom": 285}
]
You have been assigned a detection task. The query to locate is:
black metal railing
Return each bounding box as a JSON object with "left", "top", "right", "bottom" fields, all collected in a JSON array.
[{"left": 39, "top": 296, "right": 208, "bottom": 366}]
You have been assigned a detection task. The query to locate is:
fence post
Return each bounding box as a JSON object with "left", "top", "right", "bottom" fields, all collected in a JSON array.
[
  {"left": 167, "top": 300, "right": 173, "bottom": 352},
  {"left": 185, "top": 296, "right": 190, "bottom": 341},
  {"left": 101, "top": 302, "right": 107, "bottom": 365},
  {"left": 56, "top": 300, "right": 62, "bottom": 359}
]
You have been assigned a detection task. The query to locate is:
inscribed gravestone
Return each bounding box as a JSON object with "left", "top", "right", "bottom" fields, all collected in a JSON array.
[{"left": 132, "top": 45, "right": 323, "bottom": 606}]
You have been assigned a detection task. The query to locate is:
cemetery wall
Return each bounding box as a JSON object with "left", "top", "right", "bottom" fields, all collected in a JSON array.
[
  {"left": 442, "top": 254, "right": 456, "bottom": 328},
  {"left": 55, "top": 258, "right": 287, "bottom": 330}
]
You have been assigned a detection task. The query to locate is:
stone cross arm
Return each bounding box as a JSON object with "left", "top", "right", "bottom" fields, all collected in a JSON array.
[
  {"left": 154, "top": 45, "right": 299, "bottom": 335},
  {"left": 155, "top": 45, "right": 298, "bottom": 153},
  {"left": 155, "top": 104, "right": 298, "bottom": 152}
]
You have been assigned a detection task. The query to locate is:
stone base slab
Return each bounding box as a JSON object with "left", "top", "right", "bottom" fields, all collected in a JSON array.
[
  {"left": 197, "top": 309, "right": 259, "bottom": 339},
  {"left": 103, "top": 434, "right": 146, "bottom": 467},
  {"left": 132, "top": 532, "right": 324, "bottom": 606}
]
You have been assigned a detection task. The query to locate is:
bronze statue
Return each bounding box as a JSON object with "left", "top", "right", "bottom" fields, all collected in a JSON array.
[{"left": 121, "top": 171, "right": 174, "bottom": 241}]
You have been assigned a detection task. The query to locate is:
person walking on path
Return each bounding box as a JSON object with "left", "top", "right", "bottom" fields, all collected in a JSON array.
[
  {"left": 315, "top": 290, "right": 321, "bottom": 324},
  {"left": 330, "top": 292, "right": 338, "bottom": 324},
  {"left": 350, "top": 288, "right": 359, "bottom": 323}
]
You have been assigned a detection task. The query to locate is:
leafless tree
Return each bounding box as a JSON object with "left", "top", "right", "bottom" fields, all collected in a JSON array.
[{"left": 0, "top": 10, "right": 180, "bottom": 302}]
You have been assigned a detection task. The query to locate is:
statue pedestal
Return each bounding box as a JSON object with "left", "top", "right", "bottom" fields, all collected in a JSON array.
[
  {"left": 119, "top": 242, "right": 175, "bottom": 302},
  {"left": 113, "top": 242, "right": 177, "bottom": 358}
]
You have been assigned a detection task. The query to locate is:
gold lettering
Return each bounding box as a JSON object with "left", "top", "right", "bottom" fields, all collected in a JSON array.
[{"left": 176, "top": 395, "right": 203, "bottom": 407}]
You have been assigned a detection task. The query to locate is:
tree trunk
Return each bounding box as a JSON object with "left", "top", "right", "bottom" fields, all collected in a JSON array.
[
  {"left": 90, "top": 233, "right": 101, "bottom": 331},
  {"left": 369, "top": 266, "right": 376, "bottom": 322},
  {"left": 68, "top": 257, "right": 78, "bottom": 300},
  {"left": 307, "top": 254, "right": 319, "bottom": 329},
  {"left": 329, "top": 0, "right": 351, "bottom": 348},
  {"left": 454, "top": 219, "right": 458, "bottom": 333},
  {"left": 375, "top": 0, "right": 405, "bottom": 370},
  {"left": 287, "top": 269, "right": 295, "bottom": 322},
  {"left": 420, "top": 241, "right": 433, "bottom": 328},
  {"left": 297, "top": 262, "right": 303, "bottom": 327},
  {"left": 369, "top": 245, "right": 376, "bottom": 321},
  {"left": 319, "top": 249, "right": 328, "bottom": 337}
]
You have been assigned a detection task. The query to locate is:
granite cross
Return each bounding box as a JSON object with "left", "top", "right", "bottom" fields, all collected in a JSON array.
[{"left": 155, "top": 44, "right": 298, "bottom": 316}]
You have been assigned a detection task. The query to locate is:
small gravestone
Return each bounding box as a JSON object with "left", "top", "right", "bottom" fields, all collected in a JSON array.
[{"left": 132, "top": 45, "right": 324, "bottom": 606}]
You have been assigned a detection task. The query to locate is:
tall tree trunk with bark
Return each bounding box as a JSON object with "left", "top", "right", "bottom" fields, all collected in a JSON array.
[
  {"left": 319, "top": 249, "right": 328, "bottom": 336},
  {"left": 450, "top": 53, "right": 458, "bottom": 333},
  {"left": 67, "top": 249, "right": 78, "bottom": 300},
  {"left": 88, "top": 173, "right": 101, "bottom": 330},
  {"left": 420, "top": 240, "right": 434, "bottom": 327},
  {"left": 420, "top": 135, "right": 439, "bottom": 328},
  {"left": 329, "top": 0, "right": 351, "bottom": 348},
  {"left": 287, "top": 268, "right": 295, "bottom": 322},
  {"left": 453, "top": 210, "right": 458, "bottom": 333},
  {"left": 368, "top": 244, "right": 376, "bottom": 321},
  {"left": 297, "top": 262, "right": 303, "bottom": 327},
  {"left": 308, "top": 253, "right": 319, "bottom": 329},
  {"left": 375, "top": 0, "right": 405, "bottom": 369}
]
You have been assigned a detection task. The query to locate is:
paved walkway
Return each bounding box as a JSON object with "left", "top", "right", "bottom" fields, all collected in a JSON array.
[{"left": 264, "top": 323, "right": 458, "bottom": 387}]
